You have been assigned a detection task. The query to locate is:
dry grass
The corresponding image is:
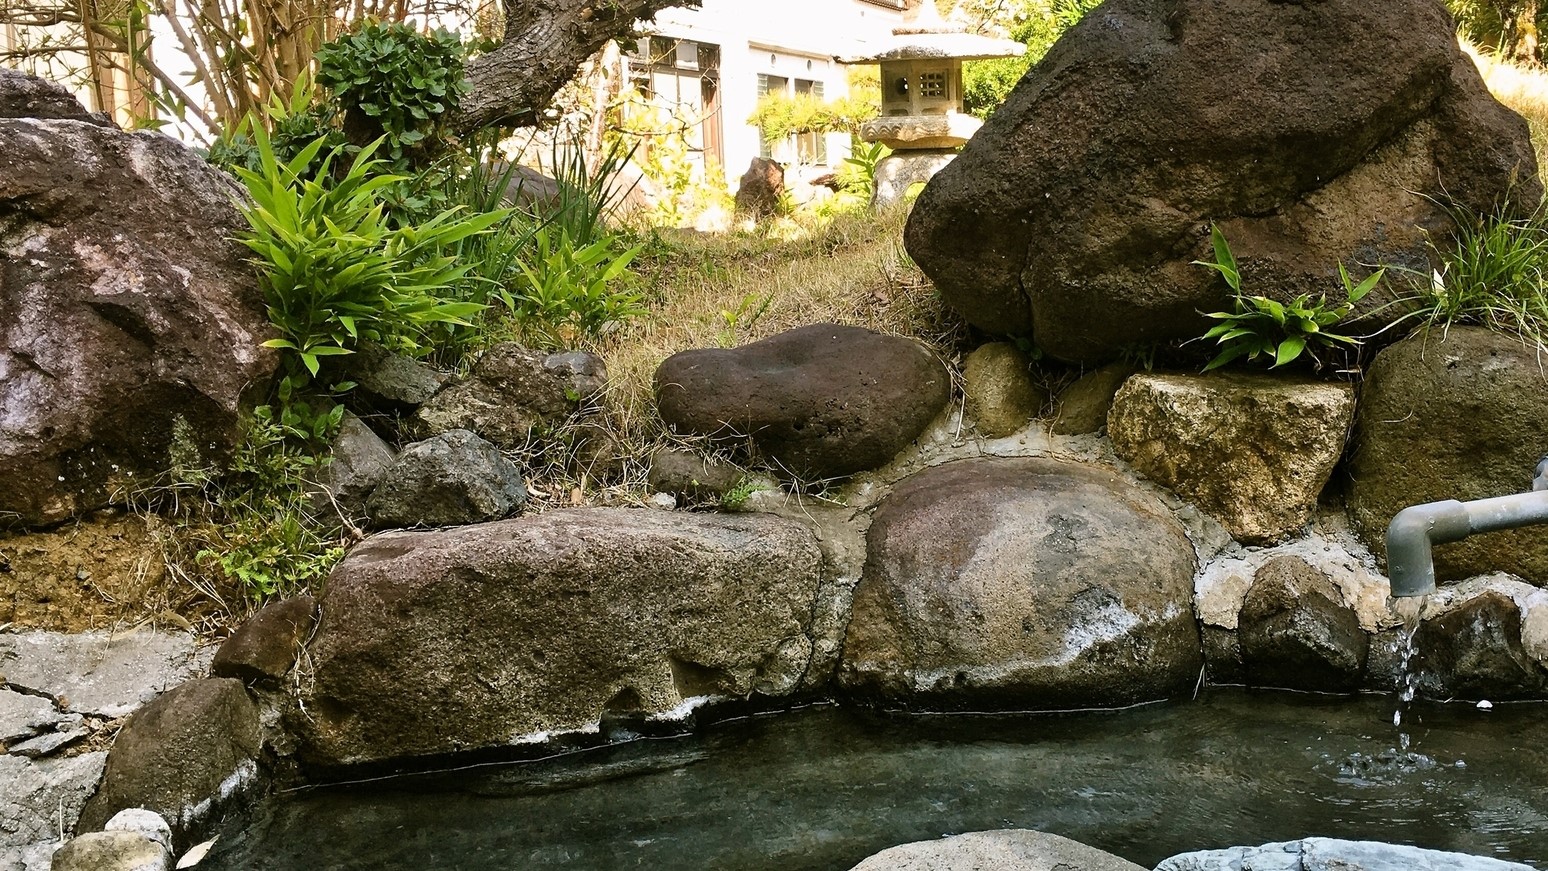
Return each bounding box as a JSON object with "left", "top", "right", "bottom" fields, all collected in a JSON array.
[{"left": 1466, "top": 40, "right": 1548, "bottom": 175}]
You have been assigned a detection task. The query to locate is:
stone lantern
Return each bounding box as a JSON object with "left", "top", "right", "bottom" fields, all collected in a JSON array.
[{"left": 840, "top": 2, "right": 1023, "bottom": 205}]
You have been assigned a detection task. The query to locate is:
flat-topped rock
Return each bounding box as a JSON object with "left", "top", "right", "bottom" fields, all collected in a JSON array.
[
  {"left": 293, "top": 508, "right": 825, "bottom": 768},
  {"left": 850, "top": 830, "right": 1144, "bottom": 870},
  {"left": 0, "top": 631, "right": 207, "bottom": 718}
]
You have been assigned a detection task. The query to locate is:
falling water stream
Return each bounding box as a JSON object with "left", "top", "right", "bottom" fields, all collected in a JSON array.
[{"left": 206, "top": 688, "right": 1548, "bottom": 870}]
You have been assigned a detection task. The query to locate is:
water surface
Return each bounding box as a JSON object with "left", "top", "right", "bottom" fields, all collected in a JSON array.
[{"left": 209, "top": 690, "right": 1548, "bottom": 870}]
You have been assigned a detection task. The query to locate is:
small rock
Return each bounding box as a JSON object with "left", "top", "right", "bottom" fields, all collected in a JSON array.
[
  {"left": 961, "top": 342, "right": 1047, "bottom": 438},
  {"left": 410, "top": 344, "right": 607, "bottom": 448},
  {"left": 1109, "top": 372, "right": 1355, "bottom": 544},
  {"left": 1414, "top": 587, "right": 1548, "bottom": 701},
  {"left": 646, "top": 493, "right": 678, "bottom": 511},
  {"left": 0, "top": 688, "right": 60, "bottom": 744},
  {"left": 49, "top": 830, "right": 169, "bottom": 871},
  {"left": 1157, "top": 837, "right": 1534, "bottom": 870},
  {"left": 334, "top": 341, "right": 447, "bottom": 412},
  {"left": 366, "top": 430, "right": 528, "bottom": 529},
  {"left": 308, "top": 413, "right": 394, "bottom": 528},
  {"left": 78, "top": 679, "right": 262, "bottom": 838},
  {"left": 7, "top": 726, "right": 86, "bottom": 758},
  {"left": 1239, "top": 556, "right": 1368, "bottom": 692},
  {"left": 0, "top": 751, "right": 107, "bottom": 851},
  {"left": 209, "top": 596, "right": 317, "bottom": 684},
  {"left": 734, "top": 157, "right": 785, "bottom": 219},
  {"left": 0, "top": 631, "right": 206, "bottom": 719},
  {"left": 1051, "top": 362, "right": 1136, "bottom": 435},
  {"left": 105, "top": 809, "right": 173, "bottom": 853},
  {"left": 647, "top": 449, "right": 746, "bottom": 504}
]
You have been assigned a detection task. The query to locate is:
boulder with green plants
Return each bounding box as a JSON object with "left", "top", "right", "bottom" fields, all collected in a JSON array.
[{"left": 906, "top": 0, "right": 1540, "bottom": 364}]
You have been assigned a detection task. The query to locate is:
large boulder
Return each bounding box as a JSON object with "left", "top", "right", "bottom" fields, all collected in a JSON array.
[
  {"left": 849, "top": 830, "right": 1145, "bottom": 871},
  {"left": 1349, "top": 327, "right": 1548, "bottom": 585},
  {"left": 904, "top": 0, "right": 1538, "bottom": 363},
  {"left": 0, "top": 72, "right": 276, "bottom": 527},
  {"left": 655, "top": 324, "right": 950, "bottom": 480},
  {"left": 292, "top": 508, "right": 824, "bottom": 768},
  {"left": 1108, "top": 373, "right": 1354, "bottom": 544},
  {"left": 77, "top": 678, "right": 262, "bottom": 841},
  {"left": 839, "top": 457, "right": 1200, "bottom": 708}
]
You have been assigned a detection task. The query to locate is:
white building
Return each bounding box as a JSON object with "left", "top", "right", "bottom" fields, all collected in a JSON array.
[{"left": 630, "top": 0, "right": 904, "bottom": 177}]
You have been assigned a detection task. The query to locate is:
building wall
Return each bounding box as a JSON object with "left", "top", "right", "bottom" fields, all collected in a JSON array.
[{"left": 643, "top": 0, "right": 902, "bottom": 177}]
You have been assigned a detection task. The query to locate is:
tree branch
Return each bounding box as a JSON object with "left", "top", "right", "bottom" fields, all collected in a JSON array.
[{"left": 451, "top": 0, "right": 701, "bottom": 133}]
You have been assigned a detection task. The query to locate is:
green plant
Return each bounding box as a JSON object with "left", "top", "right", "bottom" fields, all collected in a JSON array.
[
  {"left": 194, "top": 405, "right": 347, "bottom": 601},
  {"left": 232, "top": 127, "right": 507, "bottom": 377},
  {"left": 1414, "top": 199, "right": 1548, "bottom": 350},
  {"left": 1193, "top": 225, "right": 1382, "bottom": 371},
  {"left": 316, "top": 20, "right": 471, "bottom": 165},
  {"left": 747, "top": 92, "right": 877, "bottom": 142},
  {"left": 504, "top": 226, "right": 646, "bottom": 344},
  {"left": 839, "top": 141, "right": 891, "bottom": 194},
  {"left": 721, "top": 475, "right": 775, "bottom": 510}
]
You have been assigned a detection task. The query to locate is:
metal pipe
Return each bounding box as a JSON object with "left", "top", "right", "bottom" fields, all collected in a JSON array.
[{"left": 1386, "top": 457, "right": 1548, "bottom": 598}]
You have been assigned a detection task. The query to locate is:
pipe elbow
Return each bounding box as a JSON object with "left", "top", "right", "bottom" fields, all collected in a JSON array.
[{"left": 1386, "top": 500, "right": 1468, "bottom": 599}]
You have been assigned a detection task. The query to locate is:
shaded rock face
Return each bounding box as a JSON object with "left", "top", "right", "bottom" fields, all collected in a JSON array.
[
  {"left": 411, "top": 344, "right": 606, "bottom": 447},
  {"left": 1109, "top": 373, "right": 1354, "bottom": 544},
  {"left": 849, "top": 829, "right": 1146, "bottom": 871},
  {"left": 292, "top": 508, "right": 824, "bottom": 768},
  {"left": 656, "top": 324, "right": 950, "bottom": 480},
  {"left": 1414, "top": 590, "right": 1547, "bottom": 701},
  {"left": 839, "top": 457, "right": 1200, "bottom": 709},
  {"left": 1239, "top": 556, "right": 1368, "bottom": 692},
  {"left": 962, "top": 342, "right": 1047, "bottom": 438},
  {"left": 1350, "top": 327, "right": 1548, "bottom": 585},
  {"left": 0, "top": 72, "right": 276, "bottom": 527},
  {"left": 78, "top": 678, "right": 261, "bottom": 841},
  {"left": 365, "top": 429, "right": 527, "bottom": 529},
  {"left": 332, "top": 341, "right": 447, "bottom": 413},
  {"left": 904, "top": 0, "right": 1539, "bottom": 363},
  {"left": 647, "top": 448, "right": 746, "bottom": 504}
]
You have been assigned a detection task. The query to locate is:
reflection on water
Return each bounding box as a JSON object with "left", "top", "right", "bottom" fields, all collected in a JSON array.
[{"left": 209, "top": 690, "right": 1548, "bottom": 871}]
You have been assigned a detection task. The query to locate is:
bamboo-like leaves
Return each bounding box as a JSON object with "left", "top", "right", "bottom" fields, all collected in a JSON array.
[{"left": 1193, "top": 224, "right": 1383, "bottom": 372}]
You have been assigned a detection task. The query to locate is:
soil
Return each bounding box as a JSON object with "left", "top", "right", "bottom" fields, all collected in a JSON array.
[{"left": 0, "top": 511, "right": 173, "bottom": 632}]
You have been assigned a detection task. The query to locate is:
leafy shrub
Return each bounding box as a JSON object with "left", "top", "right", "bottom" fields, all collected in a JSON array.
[
  {"left": 839, "top": 141, "right": 891, "bottom": 194},
  {"left": 232, "top": 128, "right": 505, "bottom": 377},
  {"left": 316, "top": 20, "right": 470, "bottom": 165},
  {"left": 1193, "top": 225, "right": 1381, "bottom": 371},
  {"left": 504, "top": 226, "right": 645, "bottom": 345},
  {"left": 194, "top": 405, "right": 346, "bottom": 601},
  {"left": 748, "top": 92, "right": 877, "bottom": 141}
]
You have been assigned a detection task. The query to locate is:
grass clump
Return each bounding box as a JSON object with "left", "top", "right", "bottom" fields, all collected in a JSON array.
[{"left": 1417, "top": 200, "right": 1548, "bottom": 350}]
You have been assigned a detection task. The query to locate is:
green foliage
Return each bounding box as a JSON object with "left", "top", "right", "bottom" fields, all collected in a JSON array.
[
  {"left": 721, "top": 475, "right": 775, "bottom": 510},
  {"left": 1194, "top": 225, "right": 1381, "bottom": 371},
  {"left": 504, "top": 226, "right": 645, "bottom": 345},
  {"left": 206, "top": 74, "right": 343, "bottom": 176},
  {"left": 232, "top": 127, "right": 506, "bottom": 377},
  {"left": 194, "top": 405, "right": 346, "bottom": 601},
  {"left": 748, "top": 92, "right": 878, "bottom": 141},
  {"left": 1415, "top": 200, "right": 1548, "bottom": 350},
  {"left": 838, "top": 141, "right": 891, "bottom": 194},
  {"left": 962, "top": 0, "right": 1102, "bottom": 118},
  {"left": 316, "top": 20, "right": 470, "bottom": 164}
]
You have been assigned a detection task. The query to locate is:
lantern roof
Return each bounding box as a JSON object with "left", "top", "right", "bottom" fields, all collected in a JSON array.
[{"left": 838, "top": 2, "right": 1026, "bottom": 64}]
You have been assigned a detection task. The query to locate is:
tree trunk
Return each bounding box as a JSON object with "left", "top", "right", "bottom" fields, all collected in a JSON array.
[
  {"left": 453, "top": 0, "right": 700, "bottom": 134},
  {"left": 1495, "top": 0, "right": 1542, "bottom": 65}
]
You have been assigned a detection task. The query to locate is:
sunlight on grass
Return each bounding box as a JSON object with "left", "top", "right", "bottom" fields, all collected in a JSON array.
[{"left": 1466, "top": 40, "right": 1548, "bottom": 173}]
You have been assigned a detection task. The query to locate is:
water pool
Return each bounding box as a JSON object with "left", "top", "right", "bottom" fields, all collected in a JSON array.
[{"left": 207, "top": 690, "right": 1548, "bottom": 870}]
